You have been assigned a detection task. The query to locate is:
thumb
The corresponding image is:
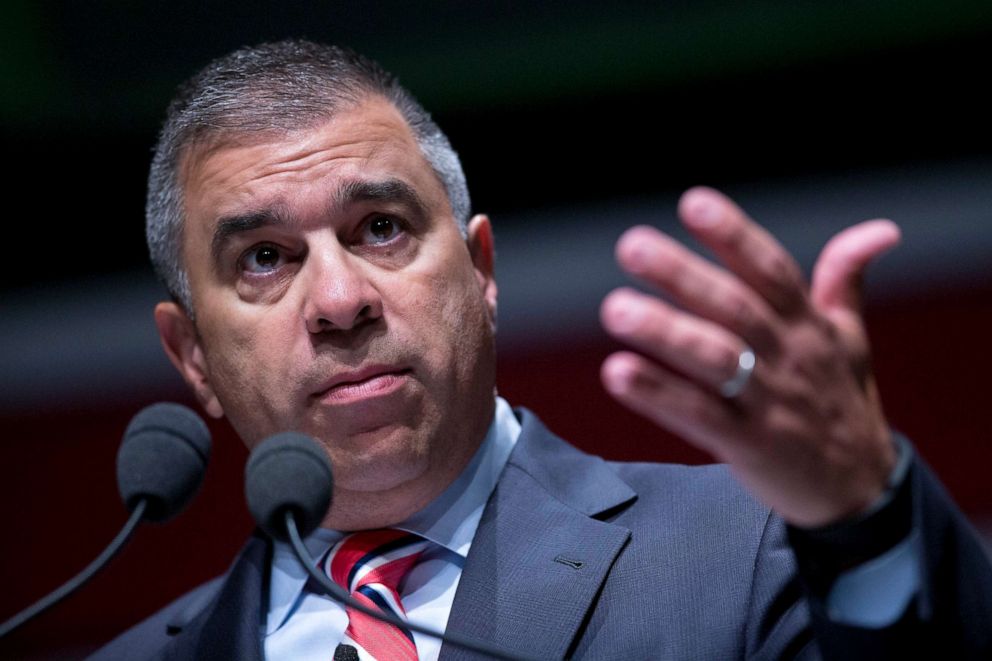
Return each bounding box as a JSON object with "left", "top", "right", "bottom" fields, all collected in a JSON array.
[{"left": 811, "top": 219, "right": 902, "bottom": 315}]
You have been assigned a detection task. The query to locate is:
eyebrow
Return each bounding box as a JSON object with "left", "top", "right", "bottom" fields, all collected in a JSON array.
[
  {"left": 333, "top": 177, "right": 429, "bottom": 219},
  {"left": 210, "top": 209, "right": 286, "bottom": 264},
  {"left": 208, "top": 177, "right": 430, "bottom": 263}
]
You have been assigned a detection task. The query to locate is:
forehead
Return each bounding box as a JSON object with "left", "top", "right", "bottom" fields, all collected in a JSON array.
[{"left": 179, "top": 97, "right": 444, "bottom": 222}]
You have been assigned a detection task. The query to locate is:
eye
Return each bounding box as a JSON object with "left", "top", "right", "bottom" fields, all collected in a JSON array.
[
  {"left": 364, "top": 215, "right": 402, "bottom": 244},
  {"left": 240, "top": 244, "right": 284, "bottom": 274}
]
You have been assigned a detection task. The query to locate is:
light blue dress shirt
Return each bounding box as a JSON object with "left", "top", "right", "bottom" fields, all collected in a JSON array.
[
  {"left": 265, "top": 396, "right": 520, "bottom": 661},
  {"left": 264, "top": 397, "right": 919, "bottom": 659}
]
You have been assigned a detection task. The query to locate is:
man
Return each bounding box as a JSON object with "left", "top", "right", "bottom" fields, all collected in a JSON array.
[{"left": 95, "top": 40, "right": 991, "bottom": 659}]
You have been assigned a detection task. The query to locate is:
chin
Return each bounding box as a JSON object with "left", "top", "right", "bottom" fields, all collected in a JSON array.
[
  {"left": 324, "top": 429, "right": 431, "bottom": 494},
  {"left": 333, "top": 455, "right": 429, "bottom": 495}
]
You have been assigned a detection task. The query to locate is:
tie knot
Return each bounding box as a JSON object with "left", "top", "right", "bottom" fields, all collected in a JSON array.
[{"left": 322, "top": 528, "right": 430, "bottom": 596}]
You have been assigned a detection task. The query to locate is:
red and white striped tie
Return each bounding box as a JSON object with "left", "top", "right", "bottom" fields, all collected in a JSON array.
[{"left": 322, "top": 529, "right": 431, "bottom": 661}]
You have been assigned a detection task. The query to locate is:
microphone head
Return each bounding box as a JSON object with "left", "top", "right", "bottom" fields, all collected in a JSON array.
[
  {"left": 244, "top": 432, "right": 333, "bottom": 541},
  {"left": 116, "top": 402, "right": 212, "bottom": 522}
]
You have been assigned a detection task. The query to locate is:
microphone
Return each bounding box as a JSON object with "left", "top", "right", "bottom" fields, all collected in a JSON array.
[
  {"left": 0, "top": 402, "right": 211, "bottom": 639},
  {"left": 244, "top": 432, "right": 533, "bottom": 661},
  {"left": 244, "top": 431, "right": 332, "bottom": 542},
  {"left": 117, "top": 402, "right": 212, "bottom": 522}
]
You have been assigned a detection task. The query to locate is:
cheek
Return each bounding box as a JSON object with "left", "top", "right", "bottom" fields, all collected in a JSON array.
[
  {"left": 388, "top": 256, "right": 492, "bottom": 380},
  {"left": 199, "top": 311, "right": 298, "bottom": 438},
  {"left": 434, "top": 267, "right": 496, "bottom": 382},
  {"left": 209, "top": 332, "right": 256, "bottom": 388}
]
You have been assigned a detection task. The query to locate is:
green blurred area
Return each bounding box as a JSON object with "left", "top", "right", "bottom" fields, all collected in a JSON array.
[{"left": 3, "top": 0, "right": 990, "bottom": 128}]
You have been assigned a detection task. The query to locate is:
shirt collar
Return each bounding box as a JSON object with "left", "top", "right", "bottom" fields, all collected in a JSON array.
[
  {"left": 266, "top": 396, "right": 521, "bottom": 634},
  {"left": 400, "top": 396, "right": 520, "bottom": 556}
]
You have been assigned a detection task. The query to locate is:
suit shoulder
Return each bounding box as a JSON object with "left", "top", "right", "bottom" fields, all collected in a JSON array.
[
  {"left": 87, "top": 577, "right": 223, "bottom": 661},
  {"left": 605, "top": 460, "right": 773, "bottom": 540},
  {"left": 609, "top": 459, "right": 764, "bottom": 507},
  {"left": 511, "top": 409, "right": 771, "bottom": 529}
]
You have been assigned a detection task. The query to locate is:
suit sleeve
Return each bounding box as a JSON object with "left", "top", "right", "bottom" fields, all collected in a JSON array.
[{"left": 783, "top": 442, "right": 992, "bottom": 660}]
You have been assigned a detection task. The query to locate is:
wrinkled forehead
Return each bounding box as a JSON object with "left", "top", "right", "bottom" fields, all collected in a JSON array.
[
  {"left": 175, "top": 94, "right": 416, "bottom": 194},
  {"left": 176, "top": 97, "right": 450, "bottom": 234}
]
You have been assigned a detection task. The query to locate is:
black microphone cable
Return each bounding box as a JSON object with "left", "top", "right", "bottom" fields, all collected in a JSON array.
[
  {"left": 0, "top": 402, "right": 211, "bottom": 639},
  {"left": 0, "top": 500, "right": 147, "bottom": 639},
  {"left": 245, "top": 432, "right": 536, "bottom": 661}
]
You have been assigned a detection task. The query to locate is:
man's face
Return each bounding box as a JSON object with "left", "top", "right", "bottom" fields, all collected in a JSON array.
[{"left": 156, "top": 97, "right": 498, "bottom": 524}]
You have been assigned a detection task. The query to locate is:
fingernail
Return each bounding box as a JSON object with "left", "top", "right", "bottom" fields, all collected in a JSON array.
[
  {"left": 605, "top": 361, "right": 633, "bottom": 395},
  {"left": 608, "top": 300, "right": 643, "bottom": 333},
  {"left": 624, "top": 239, "right": 653, "bottom": 270},
  {"left": 684, "top": 196, "right": 721, "bottom": 228}
]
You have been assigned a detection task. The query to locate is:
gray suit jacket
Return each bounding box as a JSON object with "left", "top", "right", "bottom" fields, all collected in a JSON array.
[{"left": 92, "top": 409, "right": 992, "bottom": 660}]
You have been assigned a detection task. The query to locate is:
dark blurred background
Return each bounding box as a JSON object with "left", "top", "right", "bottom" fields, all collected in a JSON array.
[{"left": 3, "top": 1, "right": 991, "bottom": 657}]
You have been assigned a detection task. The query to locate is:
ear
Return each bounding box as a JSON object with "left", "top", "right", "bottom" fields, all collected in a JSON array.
[
  {"left": 154, "top": 302, "right": 225, "bottom": 419},
  {"left": 466, "top": 214, "right": 498, "bottom": 328}
]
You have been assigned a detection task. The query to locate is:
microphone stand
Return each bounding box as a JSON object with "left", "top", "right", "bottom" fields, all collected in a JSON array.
[
  {"left": 284, "top": 511, "right": 535, "bottom": 661},
  {"left": 0, "top": 500, "right": 148, "bottom": 638}
]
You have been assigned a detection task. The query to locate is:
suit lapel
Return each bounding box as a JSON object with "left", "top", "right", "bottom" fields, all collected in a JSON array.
[
  {"left": 441, "top": 410, "right": 636, "bottom": 660},
  {"left": 156, "top": 410, "right": 633, "bottom": 660},
  {"left": 161, "top": 533, "right": 269, "bottom": 660}
]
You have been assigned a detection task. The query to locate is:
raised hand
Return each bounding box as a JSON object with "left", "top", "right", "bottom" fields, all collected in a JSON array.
[{"left": 600, "top": 186, "right": 902, "bottom": 527}]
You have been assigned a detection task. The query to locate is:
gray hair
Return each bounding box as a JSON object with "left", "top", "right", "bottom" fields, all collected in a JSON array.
[{"left": 146, "top": 39, "right": 471, "bottom": 313}]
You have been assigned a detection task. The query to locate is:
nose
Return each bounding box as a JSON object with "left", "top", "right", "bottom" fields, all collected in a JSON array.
[{"left": 302, "top": 245, "right": 383, "bottom": 334}]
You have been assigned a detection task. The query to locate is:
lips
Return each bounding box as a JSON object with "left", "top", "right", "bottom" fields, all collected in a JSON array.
[{"left": 311, "top": 365, "right": 412, "bottom": 404}]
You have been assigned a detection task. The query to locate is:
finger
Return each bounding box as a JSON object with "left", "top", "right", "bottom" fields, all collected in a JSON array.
[
  {"left": 601, "top": 351, "right": 741, "bottom": 458},
  {"left": 615, "top": 226, "right": 782, "bottom": 355},
  {"left": 600, "top": 287, "right": 750, "bottom": 392},
  {"left": 811, "top": 219, "right": 901, "bottom": 315},
  {"left": 678, "top": 186, "right": 809, "bottom": 316}
]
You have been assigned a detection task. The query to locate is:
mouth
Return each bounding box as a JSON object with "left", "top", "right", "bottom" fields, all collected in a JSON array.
[{"left": 312, "top": 365, "right": 413, "bottom": 404}]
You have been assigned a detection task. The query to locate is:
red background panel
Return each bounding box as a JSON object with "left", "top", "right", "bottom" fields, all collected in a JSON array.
[{"left": 1, "top": 286, "right": 989, "bottom": 659}]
